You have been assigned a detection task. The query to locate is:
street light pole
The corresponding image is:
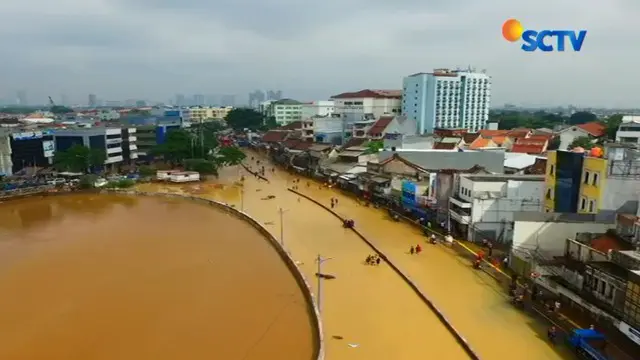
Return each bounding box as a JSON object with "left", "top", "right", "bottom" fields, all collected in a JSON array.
[
  {"left": 278, "top": 207, "right": 287, "bottom": 247},
  {"left": 316, "top": 254, "right": 333, "bottom": 314}
]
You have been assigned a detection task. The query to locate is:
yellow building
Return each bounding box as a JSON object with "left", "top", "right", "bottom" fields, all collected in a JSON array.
[
  {"left": 189, "top": 106, "right": 233, "bottom": 122},
  {"left": 578, "top": 156, "right": 607, "bottom": 214},
  {"left": 544, "top": 151, "right": 557, "bottom": 212}
]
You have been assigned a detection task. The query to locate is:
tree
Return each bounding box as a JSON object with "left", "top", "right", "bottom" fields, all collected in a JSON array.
[
  {"left": 547, "top": 136, "right": 561, "bottom": 150},
  {"left": 50, "top": 105, "right": 74, "bottom": 114},
  {"left": 138, "top": 165, "right": 156, "bottom": 177},
  {"left": 264, "top": 116, "right": 278, "bottom": 130},
  {"left": 225, "top": 108, "right": 264, "bottom": 130},
  {"left": 364, "top": 140, "right": 384, "bottom": 154},
  {"left": 604, "top": 114, "right": 623, "bottom": 140},
  {"left": 151, "top": 129, "right": 193, "bottom": 163},
  {"left": 568, "top": 136, "right": 595, "bottom": 150},
  {"left": 54, "top": 145, "right": 106, "bottom": 172},
  {"left": 568, "top": 111, "right": 597, "bottom": 125},
  {"left": 218, "top": 146, "right": 246, "bottom": 165},
  {"left": 184, "top": 158, "right": 218, "bottom": 175}
]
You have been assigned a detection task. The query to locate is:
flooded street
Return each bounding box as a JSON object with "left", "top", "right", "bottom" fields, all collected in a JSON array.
[
  {"left": 231, "top": 151, "right": 571, "bottom": 360},
  {"left": 0, "top": 194, "right": 315, "bottom": 360},
  {"left": 138, "top": 165, "right": 471, "bottom": 359}
]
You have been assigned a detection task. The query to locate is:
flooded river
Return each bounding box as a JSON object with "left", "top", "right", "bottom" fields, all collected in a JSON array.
[{"left": 0, "top": 194, "right": 315, "bottom": 360}]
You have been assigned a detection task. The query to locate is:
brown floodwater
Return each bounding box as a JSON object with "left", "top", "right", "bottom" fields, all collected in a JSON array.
[{"left": 0, "top": 194, "right": 315, "bottom": 360}]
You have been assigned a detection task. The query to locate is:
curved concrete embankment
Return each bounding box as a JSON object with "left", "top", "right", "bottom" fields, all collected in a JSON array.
[
  {"left": 98, "top": 189, "right": 323, "bottom": 360},
  {"left": 289, "top": 188, "right": 478, "bottom": 360}
]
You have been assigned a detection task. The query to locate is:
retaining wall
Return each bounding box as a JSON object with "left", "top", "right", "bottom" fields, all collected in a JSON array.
[{"left": 289, "top": 188, "right": 480, "bottom": 360}]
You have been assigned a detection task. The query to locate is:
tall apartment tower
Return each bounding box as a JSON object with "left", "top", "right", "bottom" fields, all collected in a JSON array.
[
  {"left": 88, "top": 94, "right": 98, "bottom": 107},
  {"left": 402, "top": 68, "right": 491, "bottom": 134},
  {"left": 266, "top": 90, "right": 282, "bottom": 101}
]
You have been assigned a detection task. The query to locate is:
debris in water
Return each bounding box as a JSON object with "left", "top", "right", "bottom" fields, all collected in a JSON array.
[
  {"left": 332, "top": 335, "right": 343, "bottom": 340},
  {"left": 348, "top": 343, "right": 359, "bottom": 348}
]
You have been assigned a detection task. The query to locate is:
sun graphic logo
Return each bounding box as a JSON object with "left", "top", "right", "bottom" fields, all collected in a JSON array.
[{"left": 501, "top": 18, "right": 587, "bottom": 52}]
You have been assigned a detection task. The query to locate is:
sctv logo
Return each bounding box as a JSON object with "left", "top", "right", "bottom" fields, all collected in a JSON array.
[{"left": 502, "top": 19, "right": 587, "bottom": 52}]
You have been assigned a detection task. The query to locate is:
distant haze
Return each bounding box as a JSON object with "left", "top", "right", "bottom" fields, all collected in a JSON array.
[{"left": 0, "top": 0, "right": 638, "bottom": 107}]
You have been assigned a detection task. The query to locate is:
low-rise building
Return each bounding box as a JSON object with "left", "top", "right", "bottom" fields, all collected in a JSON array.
[
  {"left": 449, "top": 174, "right": 544, "bottom": 243},
  {"left": 557, "top": 122, "right": 606, "bottom": 150},
  {"left": 545, "top": 147, "right": 640, "bottom": 218},
  {"left": 9, "top": 129, "right": 55, "bottom": 174},
  {"left": 266, "top": 99, "right": 304, "bottom": 125},
  {"left": 189, "top": 106, "right": 233, "bottom": 122},
  {"left": 616, "top": 115, "right": 640, "bottom": 145},
  {"left": 301, "top": 114, "right": 344, "bottom": 144},
  {"left": 53, "top": 127, "right": 125, "bottom": 168}
]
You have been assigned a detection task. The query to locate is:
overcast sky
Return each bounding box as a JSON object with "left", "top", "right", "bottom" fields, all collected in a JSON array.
[{"left": 0, "top": 0, "right": 638, "bottom": 107}]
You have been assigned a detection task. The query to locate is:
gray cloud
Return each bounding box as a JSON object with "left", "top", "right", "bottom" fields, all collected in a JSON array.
[{"left": 0, "top": 0, "right": 639, "bottom": 107}]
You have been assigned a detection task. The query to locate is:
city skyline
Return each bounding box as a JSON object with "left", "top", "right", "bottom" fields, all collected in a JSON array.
[{"left": 0, "top": 0, "right": 637, "bottom": 107}]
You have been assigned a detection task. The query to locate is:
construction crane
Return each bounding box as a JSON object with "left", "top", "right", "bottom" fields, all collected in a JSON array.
[{"left": 48, "top": 96, "right": 55, "bottom": 107}]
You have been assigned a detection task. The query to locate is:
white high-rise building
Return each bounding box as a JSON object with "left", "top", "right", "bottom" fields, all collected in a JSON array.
[{"left": 402, "top": 68, "right": 491, "bottom": 134}]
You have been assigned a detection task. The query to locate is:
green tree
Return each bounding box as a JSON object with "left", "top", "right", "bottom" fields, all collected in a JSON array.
[
  {"left": 225, "top": 108, "right": 264, "bottom": 130},
  {"left": 547, "top": 136, "right": 561, "bottom": 150},
  {"left": 50, "top": 105, "right": 74, "bottom": 114},
  {"left": 184, "top": 158, "right": 218, "bottom": 175},
  {"left": 568, "top": 136, "right": 595, "bottom": 150},
  {"left": 217, "top": 146, "right": 246, "bottom": 165},
  {"left": 54, "top": 145, "right": 106, "bottom": 172},
  {"left": 138, "top": 165, "right": 156, "bottom": 177},
  {"left": 264, "top": 116, "right": 278, "bottom": 129},
  {"left": 568, "top": 111, "right": 597, "bottom": 125},
  {"left": 604, "top": 114, "right": 623, "bottom": 140},
  {"left": 151, "top": 129, "right": 193, "bottom": 163},
  {"left": 364, "top": 140, "right": 384, "bottom": 154},
  {"left": 78, "top": 174, "right": 98, "bottom": 189}
]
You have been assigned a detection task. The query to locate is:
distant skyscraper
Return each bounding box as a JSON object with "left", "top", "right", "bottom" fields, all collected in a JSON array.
[
  {"left": 266, "top": 90, "right": 282, "bottom": 101},
  {"left": 88, "top": 94, "right": 98, "bottom": 107},
  {"left": 220, "top": 95, "right": 236, "bottom": 107},
  {"left": 16, "top": 90, "right": 27, "bottom": 106},
  {"left": 193, "top": 94, "right": 205, "bottom": 106},
  {"left": 60, "top": 94, "right": 69, "bottom": 106},
  {"left": 175, "top": 94, "right": 186, "bottom": 107},
  {"left": 249, "top": 90, "right": 266, "bottom": 108}
]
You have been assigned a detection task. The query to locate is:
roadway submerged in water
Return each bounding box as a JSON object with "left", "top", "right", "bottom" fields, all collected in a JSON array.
[{"left": 0, "top": 194, "right": 315, "bottom": 360}]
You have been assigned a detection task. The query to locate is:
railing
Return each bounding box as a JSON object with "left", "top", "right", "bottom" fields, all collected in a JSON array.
[{"left": 0, "top": 185, "right": 55, "bottom": 198}]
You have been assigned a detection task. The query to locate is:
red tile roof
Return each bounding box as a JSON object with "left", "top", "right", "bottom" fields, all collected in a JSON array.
[
  {"left": 524, "top": 134, "right": 553, "bottom": 142},
  {"left": 261, "top": 130, "right": 289, "bottom": 143},
  {"left": 342, "top": 137, "right": 368, "bottom": 148},
  {"left": 511, "top": 143, "right": 546, "bottom": 154},
  {"left": 479, "top": 130, "right": 509, "bottom": 138},
  {"left": 433, "top": 142, "right": 458, "bottom": 150},
  {"left": 283, "top": 138, "right": 313, "bottom": 150},
  {"left": 331, "top": 89, "right": 402, "bottom": 99},
  {"left": 463, "top": 133, "right": 480, "bottom": 143},
  {"left": 277, "top": 121, "right": 302, "bottom": 130},
  {"left": 577, "top": 122, "right": 606, "bottom": 137},
  {"left": 367, "top": 116, "right": 394, "bottom": 136}
]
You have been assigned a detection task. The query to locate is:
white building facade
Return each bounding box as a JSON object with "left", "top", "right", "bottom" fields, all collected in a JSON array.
[
  {"left": 402, "top": 68, "right": 491, "bottom": 134},
  {"left": 448, "top": 174, "right": 544, "bottom": 244},
  {"left": 616, "top": 115, "right": 640, "bottom": 145},
  {"left": 331, "top": 89, "right": 401, "bottom": 122},
  {"left": 268, "top": 99, "right": 303, "bottom": 125},
  {"left": 301, "top": 100, "right": 334, "bottom": 119}
]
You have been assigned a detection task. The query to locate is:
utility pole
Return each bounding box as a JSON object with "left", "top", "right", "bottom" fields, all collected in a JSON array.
[
  {"left": 315, "top": 254, "right": 333, "bottom": 313},
  {"left": 278, "top": 207, "right": 288, "bottom": 247}
]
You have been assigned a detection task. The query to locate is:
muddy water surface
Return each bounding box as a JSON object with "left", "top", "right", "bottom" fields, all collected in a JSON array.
[
  {"left": 137, "top": 165, "right": 471, "bottom": 359},
  {"left": 0, "top": 194, "right": 315, "bottom": 360}
]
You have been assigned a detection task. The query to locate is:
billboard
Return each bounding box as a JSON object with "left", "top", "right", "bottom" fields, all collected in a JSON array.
[
  {"left": 12, "top": 130, "right": 53, "bottom": 141},
  {"left": 42, "top": 140, "right": 55, "bottom": 158}
]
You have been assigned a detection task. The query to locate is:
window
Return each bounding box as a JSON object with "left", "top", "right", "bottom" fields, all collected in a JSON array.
[
  {"left": 584, "top": 171, "right": 590, "bottom": 184},
  {"left": 580, "top": 197, "right": 587, "bottom": 210},
  {"left": 592, "top": 173, "right": 599, "bottom": 186},
  {"left": 589, "top": 200, "right": 596, "bottom": 213}
]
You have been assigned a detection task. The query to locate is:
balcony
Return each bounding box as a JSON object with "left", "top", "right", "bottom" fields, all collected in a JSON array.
[
  {"left": 107, "top": 147, "right": 122, "bottom": 154},
  {"left": 106, "top": 138, "right": 122, "bottom": 145},
  {"left": 449, "top": 195, "right": 471, "bottom": 208},
  {"left": 104, "top": 155, "right": 123, "bottom": 164},
  {"left": 449, "top": 209, "right": 470, "bottom": 224},
  {"left": 128, "top": 136, "right": 137, "bottom": 142},
  {"left": 130, "top": 153, "right": 139, "bottom": 159},
  {"left": 129, "top": 145, "right": 138, "bottom": 151}
]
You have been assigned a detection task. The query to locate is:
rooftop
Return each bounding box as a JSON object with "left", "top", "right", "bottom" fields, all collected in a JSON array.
[
  {"left": 378, "top": 149, "right": 505, "bottom": 173},
  {"left": 331, "top": 89, "right": 402, "bottom": 99},
  {"left": 367, "top": 116, "right": 394, "bottom": 136},
  {"left": 511, "top": 143, "right": 546, "bottom": 154},
  {"left": 273, "top": 98, "right": 303, "bottom": 105},
  {"left": 462, "top": 174, "right": 545, "bottom": 182},
  {"left": 513, "top": 211, "right": 615, "bottom": 224},
  {"left": 504, "top": 152, "right": 538, "bottom": 170},
  {"left": 587, "top": 261, "right": 630, "bottom": 280}
]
